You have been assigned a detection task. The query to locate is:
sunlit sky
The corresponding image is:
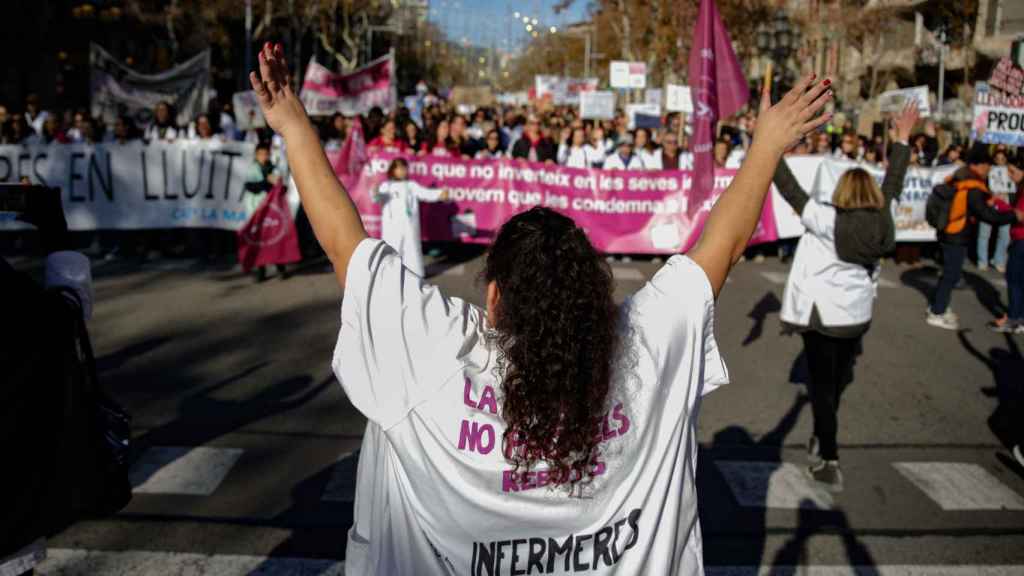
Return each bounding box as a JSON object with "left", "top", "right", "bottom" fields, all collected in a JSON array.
[{"left": 429, "top": 0, "right": 590, "bottom": 51}]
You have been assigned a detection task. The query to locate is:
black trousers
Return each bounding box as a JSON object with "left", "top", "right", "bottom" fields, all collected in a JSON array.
[{"left": 801, "top": 331, "right": 861, "bottom": 461}]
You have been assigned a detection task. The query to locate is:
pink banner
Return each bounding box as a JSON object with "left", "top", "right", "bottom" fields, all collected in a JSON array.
[
  {"left": 333, "top": 152, "right": 777, "bottom": 254},
  {"left": 300, "top": 54, "right": 396, "bottom": 116}
]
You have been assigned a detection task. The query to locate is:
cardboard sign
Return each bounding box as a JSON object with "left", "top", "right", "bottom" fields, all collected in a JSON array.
[
  {"left": 666, "top": 84, "right": 693, "bottom": 113},
  {"left": 610, "top": 61, "right": 647, "bottom": 89},
  {"left": 580, "top": 91, "right": 616, "bottom": 120},
  {"left": 878, "top": 85, "right": 931, "bottom": 117}
]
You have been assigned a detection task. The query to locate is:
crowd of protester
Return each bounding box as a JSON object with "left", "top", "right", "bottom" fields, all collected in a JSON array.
[{"left": 2, "top": 88, "right": 1023, "bottom": 284}]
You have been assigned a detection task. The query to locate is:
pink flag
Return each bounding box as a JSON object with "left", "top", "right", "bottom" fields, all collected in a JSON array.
[
  {"left": 236, "top": 184, "right": 302, "bottom": 273},
  {"left": 688, "top": 0, "right": 750, "bottom": 216},
  {"left": 332, "top": 118, "right": 367, "bottom": 190}
]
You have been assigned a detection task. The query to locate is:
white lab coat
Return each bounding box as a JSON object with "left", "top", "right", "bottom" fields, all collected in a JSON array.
[
  {"left": 780, "top": 201, "right": 876, "bottom": 328},
  {"left": 603, "top": 152, "right": 647, "bottom": 171},
  {"left": 374, "top": 180, "right": 444, "bottom": 277}
]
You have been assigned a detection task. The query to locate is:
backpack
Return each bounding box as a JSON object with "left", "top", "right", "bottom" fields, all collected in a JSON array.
[{"left": 925, "top": 182, "right": 956, "bottom": 231}]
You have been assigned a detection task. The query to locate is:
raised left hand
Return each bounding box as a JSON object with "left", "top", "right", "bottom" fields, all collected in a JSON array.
[
  {"left": 249, "top": 42, "right": 308, "bottom": 138},
  {"left": 892, "top": 102, "right": 920, "bottom": 143}
]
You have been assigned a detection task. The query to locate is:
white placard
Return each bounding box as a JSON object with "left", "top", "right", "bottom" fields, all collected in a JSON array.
[
  {"left": 580, "top": 91, "right": 616, "bottom": 120},
  {"left": 610, "top": 61, "right": 647, "bottom": 89},
  {"left": 625, "top": 103, "right": 660, "bottom": 130},
  {"left": 878, "top": 85, "right": 931, "bottom": 117},
  {"left": 666, "top": 84, "right": 693, "bottom": 113},
  {"left": 232, "top": 91, "right": 266, "bottom": 131},
  {"left": 644, "top": 89, "right": 662, "bottom": 107}
]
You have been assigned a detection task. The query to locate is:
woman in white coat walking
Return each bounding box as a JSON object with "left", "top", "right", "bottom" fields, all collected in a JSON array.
[
  {"left": 374, "top": 158, "right": 448, "bottom": 276},
  {"left": 773, "top": 102, "right": 917, "bottom": 491}
]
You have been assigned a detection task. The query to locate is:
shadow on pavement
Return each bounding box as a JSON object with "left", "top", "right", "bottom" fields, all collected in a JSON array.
[
  {"left": 901, "top": 265, "right": 1007, "bottom": 318},
  {"left": 956, "top": 331, "right": 1023, "bottom": 452},
  {"left": 742, "top": 292, "right": 781, "bottom": 347},
  {"left": 767, "top": 498, "right": 879, "bottom": 575},
  {"left": 130, "top": 364, "right": 332, "bottom": 486}
]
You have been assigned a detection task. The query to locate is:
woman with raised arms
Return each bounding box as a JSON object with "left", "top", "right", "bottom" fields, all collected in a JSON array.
[{"left": 250, "top": 42, "right": 832, "bottom": 575}]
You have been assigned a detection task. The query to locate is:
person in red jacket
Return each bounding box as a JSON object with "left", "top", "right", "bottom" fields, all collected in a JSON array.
[
  {"left": 989, "top": 162, "right": 1024, "bottom": 334},
  {"left": 366, "top": 119, "right": 407, "bottom": 154}
]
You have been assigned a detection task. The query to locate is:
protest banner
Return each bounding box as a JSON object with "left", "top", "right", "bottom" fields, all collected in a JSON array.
[
  {"left": 878, "top": 85, "right": 931, "bottom": 117},
  {"left": 972, "top": 100, "right": 1024, "bottom": 146},
  {"left": 345, "top": 152, "right": 777, "bottom": 254},
  {"left": 580, "top": 91, "right": 616, "bottom": 120},
  {"left": 232, "top": 91, "right": 266, "bottom": 131},
  {"left": 90, "top": 43, "right": 210, "bottom": 128},
  {"left": 534, "top": 76, "right": 599, "bottom": 105},
  {"left": 610, "top": 61, "right": 646, "bottom": 89},
  {"left": 300, "top": 54, "right": 396, "bottom": 116},
  {"left": 0, "top": 143, "right": 959, "bottom": 246},
  {"left": 665, "top": 84, "right": 693, "bottom": 113},
  {"left": 237, "top": 183, "right": 302, "bottom": 273},
  {"left": 0, "top": 141, "right": 256, "bottom": 231},
  {"left": 645, "top": 89, "right": 663, "bottom": 107},
  {"left": 806, "top": 156, "right": 957, "bottom": 242}
]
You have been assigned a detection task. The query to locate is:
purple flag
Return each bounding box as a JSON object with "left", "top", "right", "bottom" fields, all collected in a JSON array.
[{"left": 688, "top": 0, "right": 750, "bottom": 216}]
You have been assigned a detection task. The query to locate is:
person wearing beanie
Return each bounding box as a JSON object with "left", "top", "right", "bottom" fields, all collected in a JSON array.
[{"left": 927, "top": 142, "right": 1024, "bottom": 330}]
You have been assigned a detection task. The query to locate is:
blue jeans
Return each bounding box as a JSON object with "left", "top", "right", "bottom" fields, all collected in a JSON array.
[
  {"left": 1008, "top": 240, "right": 1024, "bottom": 322},
  {"left": 931, "top": 243, "right": 966, "bottom": 316},
  {"left": 978, "top": 222, "right": 1010, "bottom": 268}
]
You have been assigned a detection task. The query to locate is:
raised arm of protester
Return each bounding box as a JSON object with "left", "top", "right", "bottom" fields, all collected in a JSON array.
[
  {"left": 881, "top": 102, "right": 918, "bottom": 204},
  {"left": 249, "top": 42, "right": 367, "bottom": 288},
  {"left": 691, "top": 74, "right": 832, "bottom": 297}
]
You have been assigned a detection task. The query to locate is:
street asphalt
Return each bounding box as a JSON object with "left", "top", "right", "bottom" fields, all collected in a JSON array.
[{"left": 9, "top": 246, "right": 1024, "bottom": 574}]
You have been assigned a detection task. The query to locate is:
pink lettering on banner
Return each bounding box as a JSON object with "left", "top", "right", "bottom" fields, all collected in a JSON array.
[
  {"left": 343, "top": 152, "right": 778, "bottom": 254},
  {"left": 594, "top": 402, "right": 633, "bottom": 444}
]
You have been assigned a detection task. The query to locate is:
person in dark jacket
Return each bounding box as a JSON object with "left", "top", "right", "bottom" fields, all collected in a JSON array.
[
  {"left": 770, "top": 103, "right": 915, "bottom": 492},
  {"left": 927, "top": 143, "right": 1024, "bottom": 330},
  {"left": 510, "top": 116, "right": 557, "bottom": 164}
]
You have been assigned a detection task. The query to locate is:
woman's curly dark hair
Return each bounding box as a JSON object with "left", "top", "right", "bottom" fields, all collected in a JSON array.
[{"left": 484, "top": 207, "right": 619, "bottom": 491}]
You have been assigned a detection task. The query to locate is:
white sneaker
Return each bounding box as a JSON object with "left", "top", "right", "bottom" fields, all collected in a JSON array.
[
  {"left": 926, "top": 310, "right": 960, "bottom": 330},
  {"left": 978, "top": 262, "right": 989, "bottom": 271},
  {"left": 995, "top": 265, "right": 1007, "bottom": 274}
]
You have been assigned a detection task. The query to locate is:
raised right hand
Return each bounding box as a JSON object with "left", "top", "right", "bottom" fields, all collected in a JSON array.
[
  {"left": 752, "top": 74, "right": 832, "bottom": 155},
  {"left": 249, "top": 42, "right": 308, "bottom": 138}
]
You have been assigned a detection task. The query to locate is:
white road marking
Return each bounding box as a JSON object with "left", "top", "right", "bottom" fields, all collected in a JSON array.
[
  {"left": 445, "top": 263, "right": 467, "bottom": 276},
  {"left": 760, "top": 271, "right": 789, "bottom": 285},
  {"left": 38, "top": 549, "right": 344, "bottom": 576},
  {"left": 321, "top": 451, "right": 359, "bottom": 503},
  {"left": 715, "top": 461, "right": 834, "bottom": 510},
  {"left": 707, "top": 567, "right": 1024, "bottom": 576},
  {"left": 893, "top": 462, "right": 1024, "bottom": 511},
  {"left": 129, "top": 446, "right": 244, "bottom": 496},
  {"left": 612, "top": 266, "right": 645, "bottom": 281}
]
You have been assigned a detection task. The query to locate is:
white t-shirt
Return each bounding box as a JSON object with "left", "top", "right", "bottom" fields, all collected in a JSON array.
[{"left": 334, "top": 239, "right": 729, "bottom": 576}]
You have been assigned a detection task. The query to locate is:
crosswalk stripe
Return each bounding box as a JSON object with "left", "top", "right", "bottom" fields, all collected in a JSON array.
[
  {"left": 759, "top": 271, "right": 788, "bottom": 285},
  {"left": 321, "top": 451, "right": 359, "bottom": 503},
  {"left": 129, "top": 446, "right": 244, "bottom": 496},
  {"left": 893, "top": 462, "right": 1024, "bottom": 511},
  {"left": 715, "top": 461, "right": 834, "bottom": 510},
  {"left": 38, "top": 549, "right": 344, "bottom": 576}
]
